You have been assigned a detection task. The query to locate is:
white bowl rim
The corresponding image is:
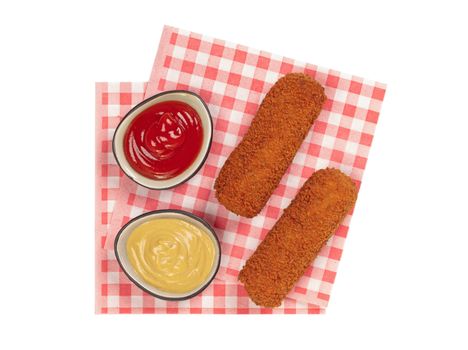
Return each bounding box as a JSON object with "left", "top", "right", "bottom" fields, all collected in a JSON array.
[
  {"left": 112, "top": 90, "right": 213, "bottom": 190},
  {"left": 114, "top": 209, "right": 221, "bottom": 301}
]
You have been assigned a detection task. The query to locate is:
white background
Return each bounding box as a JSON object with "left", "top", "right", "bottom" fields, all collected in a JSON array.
[{"left": 1, "top": 0, "right": 467, "bottom": 349}]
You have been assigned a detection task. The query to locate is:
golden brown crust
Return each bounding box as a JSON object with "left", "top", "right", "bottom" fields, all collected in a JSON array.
[
  {"left": 238, "top": 168, "right": 358, "bottom": 307},
  {"left": 214, "top": 73, "right": 327, "bottom": 217}
]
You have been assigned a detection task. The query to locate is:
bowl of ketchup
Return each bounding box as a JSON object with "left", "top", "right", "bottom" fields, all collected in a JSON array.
[{"left": 113, "top": 90, "right": 213, "bottom": 190}]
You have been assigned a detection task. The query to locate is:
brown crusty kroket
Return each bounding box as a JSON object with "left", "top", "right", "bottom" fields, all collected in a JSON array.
[
  {"left": 214, "top": 73, "right": 327, "bottom": 217},
  {"left": 238, "top": 168, "right": 358, "bottom": 307}
]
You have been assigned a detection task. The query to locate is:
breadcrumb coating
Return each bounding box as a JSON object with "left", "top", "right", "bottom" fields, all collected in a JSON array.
[
  {"left": 214, "top": 73, "right": 327, "bottom": 217},
  {"left": 238, "top": 168, "right": 358, "bottom": 307}
]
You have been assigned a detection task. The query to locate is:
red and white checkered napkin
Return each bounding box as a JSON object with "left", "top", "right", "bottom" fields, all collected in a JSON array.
[
  {"left": 95, "top": 82, "right": 320, "bottom": 314},
  {"left": 105, "top": 25, "right": 386, "bottom": 310}
]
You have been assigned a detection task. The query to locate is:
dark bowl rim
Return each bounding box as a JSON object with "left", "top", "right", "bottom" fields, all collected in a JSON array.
[
  {"left": 114, "top": 209, "right": 222, "bottom": 301},
  {"left": 112, "top": 89, "right": 214, "bottom": 191}
]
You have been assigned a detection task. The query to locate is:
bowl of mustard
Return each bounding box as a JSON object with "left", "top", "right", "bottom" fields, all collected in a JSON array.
[{"left": 114, "top": 209, "right": 221, "bottom": 300}]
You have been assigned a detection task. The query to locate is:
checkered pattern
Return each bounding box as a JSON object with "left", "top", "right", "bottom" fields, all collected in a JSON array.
[
  {"left": 96, "top": 82, "right": 321, "bottom": 314},
  {"left": 102, "top": 25, "right": 386, "bottom": 310}
]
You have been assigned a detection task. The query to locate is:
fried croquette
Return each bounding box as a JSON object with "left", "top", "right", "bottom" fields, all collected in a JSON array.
[
  {"left": 238, "top": 168, "right": 358, "bottom": 307},
  {"left": 214, "top": 73, "right": 327, "bottom": 217}
]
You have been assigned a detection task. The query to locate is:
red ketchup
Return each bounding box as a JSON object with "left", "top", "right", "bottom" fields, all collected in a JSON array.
[{"left": 123, "top": 101, "right": 203, "bottom": 180}]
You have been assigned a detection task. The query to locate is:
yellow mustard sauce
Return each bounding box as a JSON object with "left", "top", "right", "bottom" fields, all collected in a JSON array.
[{"left": 126, "top": 218, "right": 216, "bottom": 293}]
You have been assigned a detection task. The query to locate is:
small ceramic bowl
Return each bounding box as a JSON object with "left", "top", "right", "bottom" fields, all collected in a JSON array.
[
  {"left": 112, "top": 90, "right": 213, "bottom": 190},
  {"left": 114, "top": 209, "right": 221, "bottom": 301}
]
